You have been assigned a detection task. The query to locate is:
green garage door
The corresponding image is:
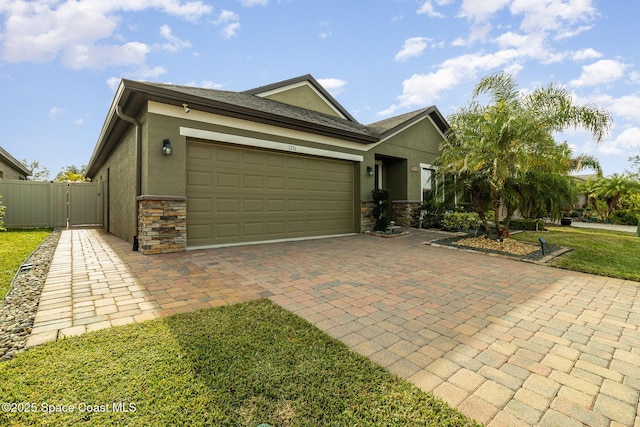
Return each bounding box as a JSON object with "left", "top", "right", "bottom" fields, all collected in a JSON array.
[{"left": 186, "top": 140, "right": 355, "bottom": 247}]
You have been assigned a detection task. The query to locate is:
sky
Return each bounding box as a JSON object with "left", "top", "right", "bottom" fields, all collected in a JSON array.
[{"left": 0, "top": 0, "right": 638, "bottom": 179}]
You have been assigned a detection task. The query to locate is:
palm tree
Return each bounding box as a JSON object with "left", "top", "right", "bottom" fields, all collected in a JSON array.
[
  {"left": 591, "top": 174, "right": 640, "bottom": 217},
  {"left": 441, "top": 72, "right": 612, "bottom": 237}
]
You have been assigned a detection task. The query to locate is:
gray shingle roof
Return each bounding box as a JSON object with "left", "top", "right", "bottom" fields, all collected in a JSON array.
[{"left": 143, "top": 82, "right": 379, "bottom": 140}]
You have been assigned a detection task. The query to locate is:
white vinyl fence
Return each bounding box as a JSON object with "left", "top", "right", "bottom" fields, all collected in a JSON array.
[{"left": 0, "top": 180, "right": 101, "bottom": 229}]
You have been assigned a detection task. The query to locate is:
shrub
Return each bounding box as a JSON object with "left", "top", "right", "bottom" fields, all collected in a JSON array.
[
  {"left": 442, "top": 212, "right": 480, "bottom": 231},
  {"left": 608, "top": 210, "right": 639, "bottom": 226},
  {"left": 567, "top": 209, "right": 583, "bottom": 218},
  {"left": 371, "top": 188, "right": 391, "bottom": 232},
  {"left": 510, "top": 219, "right": 545, "bottom": 231}
]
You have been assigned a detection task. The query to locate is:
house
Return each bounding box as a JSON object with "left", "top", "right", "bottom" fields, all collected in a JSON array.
[
  {"left": 86, "top": 75, "right": 448, "bottom": 254},
  {"left": 0, "top": 145, "right": 30, "bottom": 180}
]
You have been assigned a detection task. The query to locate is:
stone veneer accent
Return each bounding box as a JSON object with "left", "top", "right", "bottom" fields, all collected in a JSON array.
[
  {"left": 137, "top": 195, "right": 187, "bottom": 255},
  {"left": 360, "top": 200, "right": 376, "bottom": 232},
  {"left": 391, "top": 200, "right": 422, "bottom": 228},
  {"left": 360, "top": 200, "right": 423, "bottom": 232}
]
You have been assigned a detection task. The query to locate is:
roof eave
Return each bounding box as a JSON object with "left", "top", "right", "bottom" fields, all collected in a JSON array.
[
  {"left": 0, "top": 145, "right": 31, "bottom": 176},
  {"left": 86, "top": 80, "right": 379, "bottom": 177}
]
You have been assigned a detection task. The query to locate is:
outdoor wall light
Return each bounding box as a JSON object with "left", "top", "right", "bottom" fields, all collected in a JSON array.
[
  {"left": 367, "top": 166, "right": 374, "bottom": 176},
  {"left": 162, "top": 139, "right": 173, "bottom": 155}
]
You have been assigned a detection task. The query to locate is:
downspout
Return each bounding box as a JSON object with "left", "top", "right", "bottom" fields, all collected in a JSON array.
[{"left": 116, "top": 105, "right": 142, "bottom": 250}]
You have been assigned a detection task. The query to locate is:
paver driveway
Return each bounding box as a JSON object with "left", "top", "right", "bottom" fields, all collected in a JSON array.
[{"left": 28, "top": 228, "right": 640, "bottom": 426}]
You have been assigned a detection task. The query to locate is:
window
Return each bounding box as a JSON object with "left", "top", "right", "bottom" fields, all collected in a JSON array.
[
  {"left": 420, "top": 164, "right": 436, "bottom": 202},
  {"left": 374, "top": 160, "right": 383, "bottom": 189}
]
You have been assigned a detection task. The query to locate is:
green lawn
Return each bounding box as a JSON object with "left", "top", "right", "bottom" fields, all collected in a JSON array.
[
  {"left": 0, "top": 299, "right": 480, "bottom": 427},
  {"left": 0, "top": 229, "right": 51, "bottom": 300},
  {"left": 512, "top": 226, "right": 640, "bottom": 281}
]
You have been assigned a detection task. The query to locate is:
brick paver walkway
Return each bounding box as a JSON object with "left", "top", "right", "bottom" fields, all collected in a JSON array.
[{"left": 27, "top": 228, "right": 640, "bottom": 426}]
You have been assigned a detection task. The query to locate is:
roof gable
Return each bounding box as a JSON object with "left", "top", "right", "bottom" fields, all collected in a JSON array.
[
  {"left": 244, "top": 75, "right": 357, "bottom": 122},
  {"left": 367, "top": 106, "right": 449, "bottom": 140},
  {"left": 0, "top": 145, "right": 30, "bottom": 177}
]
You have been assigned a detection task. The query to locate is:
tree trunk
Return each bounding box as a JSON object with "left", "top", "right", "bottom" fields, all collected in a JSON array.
[
  {"left": 471, "top": 187, "right": 492, "bottom": 236},
  {"left": 491, "top": 189, "right": 501, "bottom": 239}
]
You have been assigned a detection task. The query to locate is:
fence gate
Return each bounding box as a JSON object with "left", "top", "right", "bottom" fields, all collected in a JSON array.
[{"left": 0, "top": 180, "right": 101, "bottom": 229}]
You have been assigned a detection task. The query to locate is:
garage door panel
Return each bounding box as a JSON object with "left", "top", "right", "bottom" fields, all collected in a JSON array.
[
  {"left": 188, "top": 198, "right": 212, "bottom": 213},
  {"left": 267, "top": 156, "right": 286, "bottom": 167},
  {"left": 266, "top": 176, "right": 285, "bottom": 190},
  {"left": 242, "top": 199, "right": 263, "bottom": 213},
  {"left": 307, "top": 179, "right": 323, "bottom": 192},
  {"left": 288, "top": 177, "right": 305, "bottom": 191},
  {"left": 187, "top": 171, "right": 212, "bottom": 188},
  {"left": 187, "top": 140, "right": 354, "bottom": 246},
  {"left": 243, "top": 222, "right": 264, "bottom": 237},
  {"left": 216, "top": 198, "right": 238, "bottom": 213},
  {"left": 243, "top": 151, "right": 263, "bottom": 165},
  {"left": 216, "top": 223, "right": 240, "bottom": 238},
  {"left": 266, "top": 199, "right": 285, "bottom": 213},
  {"left": 287, "top": 199, "right": 304, "bottom": 213},
  {"left": 243, "top": 175, "right": 264, "bottom": 189},
  {"left": 217, "top": 148, "right": 240, "bottom": 163},
  {"left": 188, "top": 144, "right": 213, "bottom": 160}
]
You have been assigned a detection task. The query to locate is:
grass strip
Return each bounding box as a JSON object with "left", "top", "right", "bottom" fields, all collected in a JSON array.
[
  {"left": 0, "top": 229, "right": 51, "bottom": 300},
  {"left": 511, "top": 226, "right": 640, "bottom": 281},
  {"left": 0, "top": 299, "right": 480, "bottom": 426}
]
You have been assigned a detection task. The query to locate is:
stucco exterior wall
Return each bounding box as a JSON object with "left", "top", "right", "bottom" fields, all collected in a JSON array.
[
  {"left": 144, "top": 109, "right": 187, "bottom": 197},
  {"left": 0, "top": 158, "right": 27, "bottom": 180},
  {"left": 263, "top": 85, "right": 342, "bottom": 118},
  {"left": 93, "top": 124, "right": 138, "bottom": 244},
  {"left": 142, "top": 106, "right": 366, "bottom": 198},
  {"left": 359, "top": 116, "right": 443, "bottom": 201}
]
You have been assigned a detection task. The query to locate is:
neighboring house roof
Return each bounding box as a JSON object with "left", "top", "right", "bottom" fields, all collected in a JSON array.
[
  {"left": 87, "top": 75, "right": 448, "bottom": 177},
  {"left": 0, "top": 145, "right": 30, "bottom": 177},
  {"left": 571, "top": 173, "right": 599, "bottom": 183}
]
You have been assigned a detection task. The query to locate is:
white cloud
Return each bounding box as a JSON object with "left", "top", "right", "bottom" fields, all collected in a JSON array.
[
  {"left": 49, "top": 107, "right": 66, "bottom": 119},
  {"left": 215, "top": 10, "right": 241, "bottom": 39},
  {"left": 395, "top": 37, "right": 430, "bottom": 62},
  {"left": 573, "top": 92, "right": 640, "bottom": 124},
  {"left": 381, "top": 44, "right": 546, "bottom": 115},
  {"left": 62, "top": 41, "right": 151, "bottom": 69},
  {"left": 510, "top": 0, "right": 597, "bottom": 34},
  {"left": 417, "top": 1, "right": 444, "bottom": 18},
  {"left": 0, "top": 0, "right": 211, "bottom": 73},
  {"left": 239, "top": 0, "right": 268, "bottom": 6},
  {"left": 186, "top": 80, "right": 224, "bottom": 89},
  {"left": 572, "top": 48, "right": 602, "bottom": 61},
  {"left": 460, "top": 0, "right": 510, "bottom": 23},
  {"left": 318, "top": 21, "right": 332, "bottom": 39},
  {"left": 570, "top": 59, "right": 627, "bottom": 87},
  {"left": 599, "top": 127, "right": 640, "bottom": 155},
  {"left": 107, "top": 77, "right": 122, "bottom": 91},
  {"left": 555, "top": 25, "right": 592, "bottom": 40},
  {"left": 159, "top": 25, "right": 192, "bottom": 52},
  {"left": 317, "top": 78, "right": 347, "bottom": 96}
]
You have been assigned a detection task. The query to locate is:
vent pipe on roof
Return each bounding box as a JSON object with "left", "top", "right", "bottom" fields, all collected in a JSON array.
[{"left": 116, "top": 105, "right": 142, "bottom": 250}]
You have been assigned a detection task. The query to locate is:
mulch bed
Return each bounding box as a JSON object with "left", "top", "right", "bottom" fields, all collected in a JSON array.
[{"left": 428, "top": 234, "right": 567, "bottom": 263}]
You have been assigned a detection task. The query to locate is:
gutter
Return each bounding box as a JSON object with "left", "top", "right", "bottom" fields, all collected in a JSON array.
[{"left": 115, "top": 105, "right": 142, "bottom": 250}]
